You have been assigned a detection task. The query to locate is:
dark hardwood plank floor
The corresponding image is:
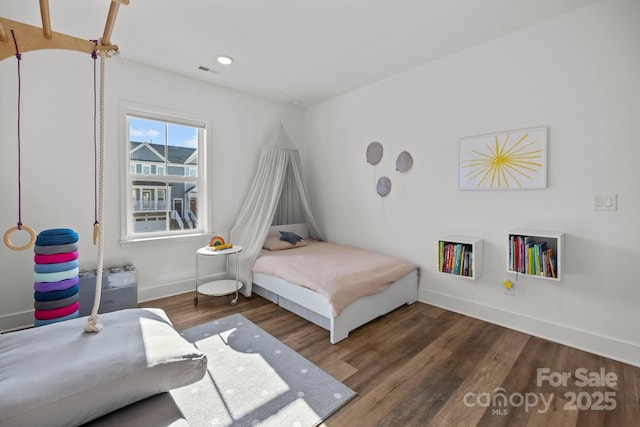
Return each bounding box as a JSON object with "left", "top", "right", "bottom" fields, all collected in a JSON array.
[{"left": 140, "top": 292, "right": 640, "bottom": 427}]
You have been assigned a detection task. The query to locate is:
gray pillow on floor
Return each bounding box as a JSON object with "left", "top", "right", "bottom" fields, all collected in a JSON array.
[{"left": 0, "top": 308, "right": 206, "bottom": 427}]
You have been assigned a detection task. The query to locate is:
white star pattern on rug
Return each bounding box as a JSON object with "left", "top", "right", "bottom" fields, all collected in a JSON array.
[{"left": 172, "top": 313, "right": 356, "bottom": 427}]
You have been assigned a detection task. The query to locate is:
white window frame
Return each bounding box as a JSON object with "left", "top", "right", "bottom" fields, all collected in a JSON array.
[{"left": 120, "top": 101, "right": 210, "bottom": 244}]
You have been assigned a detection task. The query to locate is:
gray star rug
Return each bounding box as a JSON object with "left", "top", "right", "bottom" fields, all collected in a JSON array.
[{"left": 171, "top": 313, "right": 356, "bottom": 427}]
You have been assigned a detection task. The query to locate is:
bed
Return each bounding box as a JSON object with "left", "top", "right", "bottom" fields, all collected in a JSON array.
[{"left": 252, "top": 223, "right": 419, "bottom": 343}]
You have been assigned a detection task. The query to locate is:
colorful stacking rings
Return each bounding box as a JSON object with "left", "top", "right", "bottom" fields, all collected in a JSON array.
[{"left": 33, "top": 229, "right": 80, "bottom": 326}]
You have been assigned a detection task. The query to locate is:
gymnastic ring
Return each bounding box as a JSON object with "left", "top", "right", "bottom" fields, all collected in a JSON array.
[{"left": 3, "top": 224, "right": 37, "bottom": 251}]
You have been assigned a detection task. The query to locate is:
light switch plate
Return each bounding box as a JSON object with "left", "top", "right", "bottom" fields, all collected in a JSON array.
[{"left": 593, "top": 194, "right": 617, "bottom": 211}]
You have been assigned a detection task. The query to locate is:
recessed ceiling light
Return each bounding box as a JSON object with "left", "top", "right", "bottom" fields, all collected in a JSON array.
[
  {"left": 217, "top": 55, "right": 233, "bottom": 65},
  {"left": 291, "top": 100, "right": 302, "bottom": 105}
]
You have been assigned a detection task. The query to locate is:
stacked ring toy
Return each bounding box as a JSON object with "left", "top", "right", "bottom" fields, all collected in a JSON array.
[{"left": 33, "top": 229, "right": 81, "bottom": 326}]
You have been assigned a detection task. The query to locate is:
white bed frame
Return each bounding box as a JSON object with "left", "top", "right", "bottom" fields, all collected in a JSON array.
[{"left": 252, "top": 224, "right": 418, "bottom": 344}]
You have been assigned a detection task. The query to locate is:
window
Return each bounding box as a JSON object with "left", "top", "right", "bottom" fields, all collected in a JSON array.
[{"left": 123, "top": 105, "right": 208, "bottom": 242}]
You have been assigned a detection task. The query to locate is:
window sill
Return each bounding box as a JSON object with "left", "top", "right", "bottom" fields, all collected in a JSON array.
[{"left": 119, "top": 232, "right": 210, "bottom": 248}]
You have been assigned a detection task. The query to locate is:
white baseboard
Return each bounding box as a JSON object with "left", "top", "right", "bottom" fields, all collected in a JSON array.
[
  {"left": 137, "top": 279, "right": 194, "bottom": 303},
  {"left": 0, "top": 310, "right": 34, "bottom": 333},
  {"left": 1, "top": 274, "right": 226, "bottom": 333},
  {"left": 137, "top": 273, "right": 225, "bottom": 303},
  {"left": 419, "top": 288, "right": 640, "bottom": 368}
]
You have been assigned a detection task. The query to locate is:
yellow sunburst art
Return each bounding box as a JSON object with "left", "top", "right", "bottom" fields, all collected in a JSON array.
[{"left": 459, "top": 128, "right": 547, "bottom": 190}]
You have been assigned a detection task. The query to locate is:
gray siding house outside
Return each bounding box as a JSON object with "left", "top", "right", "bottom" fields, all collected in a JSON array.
[{"left": 130, "top": 141, "right": 198, "bottom": 232}]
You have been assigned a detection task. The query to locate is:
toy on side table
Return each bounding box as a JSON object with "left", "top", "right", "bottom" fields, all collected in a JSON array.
[{"left": 208, "top": 235, "right": 233, "bottom": 251}]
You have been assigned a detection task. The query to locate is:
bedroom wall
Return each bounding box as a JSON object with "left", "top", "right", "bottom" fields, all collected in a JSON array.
[
  {"left": 302, "top": 0, "right": 640, "bottom": 366},
  {"left": 0, "top": 51, "right": 304, "bottom": 330}
]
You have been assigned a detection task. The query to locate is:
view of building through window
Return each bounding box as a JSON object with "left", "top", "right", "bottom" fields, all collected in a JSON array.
[{"left": 126, "top": 114, "right": 205, "bottom": 238}]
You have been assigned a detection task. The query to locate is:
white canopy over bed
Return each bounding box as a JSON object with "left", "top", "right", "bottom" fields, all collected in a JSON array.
[{"left": 229, "top": 124, "right": 325, "bottom": 296}]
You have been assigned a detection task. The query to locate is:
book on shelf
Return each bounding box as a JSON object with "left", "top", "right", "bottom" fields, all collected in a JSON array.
[
  {"left": 508, "top": 235, "right": 557, "bottom": 278},
  {"left": 439, "top": 241, "right": 473, "bottom": 277}
]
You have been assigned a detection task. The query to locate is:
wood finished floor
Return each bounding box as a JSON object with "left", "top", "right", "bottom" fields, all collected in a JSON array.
[{"left": 140, "top": 292, "right": 640, "bottom": 427}]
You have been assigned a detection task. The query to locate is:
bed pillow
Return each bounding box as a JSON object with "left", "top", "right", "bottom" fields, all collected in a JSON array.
[
  {"left": 263, "top": 236, "right": 307, "bottom": 251},
  {"left": 279, "top": 231, "right": 304, "bottom": 244},
  {"left": 0, "top": 308, "right": 206, "bottom": 427}
]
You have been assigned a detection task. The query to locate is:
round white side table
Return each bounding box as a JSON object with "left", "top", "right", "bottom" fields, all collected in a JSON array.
[{"left": 194, "top": 245, "right": 243, "bottom": 305}]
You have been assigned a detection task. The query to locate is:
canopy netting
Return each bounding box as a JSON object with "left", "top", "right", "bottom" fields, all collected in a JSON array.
[{"left": 229, "top": 125, "right": 324, "bottom": 296}]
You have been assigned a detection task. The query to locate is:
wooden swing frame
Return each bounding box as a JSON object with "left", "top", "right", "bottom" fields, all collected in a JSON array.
[
  {"left": 1, "top": 0, "right": 128, "bottom": 252},
  {"left": 0, "top": 0, "right": 128, "bottom": 61}
]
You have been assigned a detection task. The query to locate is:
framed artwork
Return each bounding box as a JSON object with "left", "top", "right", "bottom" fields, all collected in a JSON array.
[{"left": 459, "top": 126, "right": 547, "bottom": 190}]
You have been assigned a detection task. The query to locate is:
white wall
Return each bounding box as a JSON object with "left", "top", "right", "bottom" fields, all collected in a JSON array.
[
  {"left": 0, "top": 51, "right": 303, "bottom": 330},
  {"left": 303, "top": 0, "right": 640, "bottom": 366},
  {"left": 1, "top": 0, "right": 637, "bottom": 367}
]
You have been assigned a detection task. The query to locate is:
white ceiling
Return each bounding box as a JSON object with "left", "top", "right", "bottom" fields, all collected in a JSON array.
[{"left": 2, "top": 0, "right": 599, "bottom": 106}]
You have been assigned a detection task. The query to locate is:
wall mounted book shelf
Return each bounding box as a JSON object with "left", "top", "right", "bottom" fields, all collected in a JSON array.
[
  {"left": 508, "top": 230, "right": 563, "bottom": 281},
  {"left": 438, "top": 236, "right": 483, "bottom": 280}
]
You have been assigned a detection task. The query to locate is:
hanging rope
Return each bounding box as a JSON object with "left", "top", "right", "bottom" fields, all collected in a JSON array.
[
  {"left": 92, "top": 44, "right": 100, "bottom": 247},
  {"left": 85, "top": 47, "right": 106, "bottom": 333},
  {"left": 3, "top": 30, "right": 36, "bottom": 251}
]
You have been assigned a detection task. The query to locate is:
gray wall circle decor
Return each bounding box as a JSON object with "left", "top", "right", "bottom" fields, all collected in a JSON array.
[
  {"left": 366, "top": 141, "right": 384, "bottom": 166},
  {"left": 376, "top": 176, "right": 392, "bottom": 197},
  {"left": 396, "top": 151, "right": 413, "bottom": 172}
]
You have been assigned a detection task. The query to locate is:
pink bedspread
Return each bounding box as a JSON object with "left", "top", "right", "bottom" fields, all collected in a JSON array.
[{"left": 252, "top": 240, "right": 417, "bottom": 316}]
